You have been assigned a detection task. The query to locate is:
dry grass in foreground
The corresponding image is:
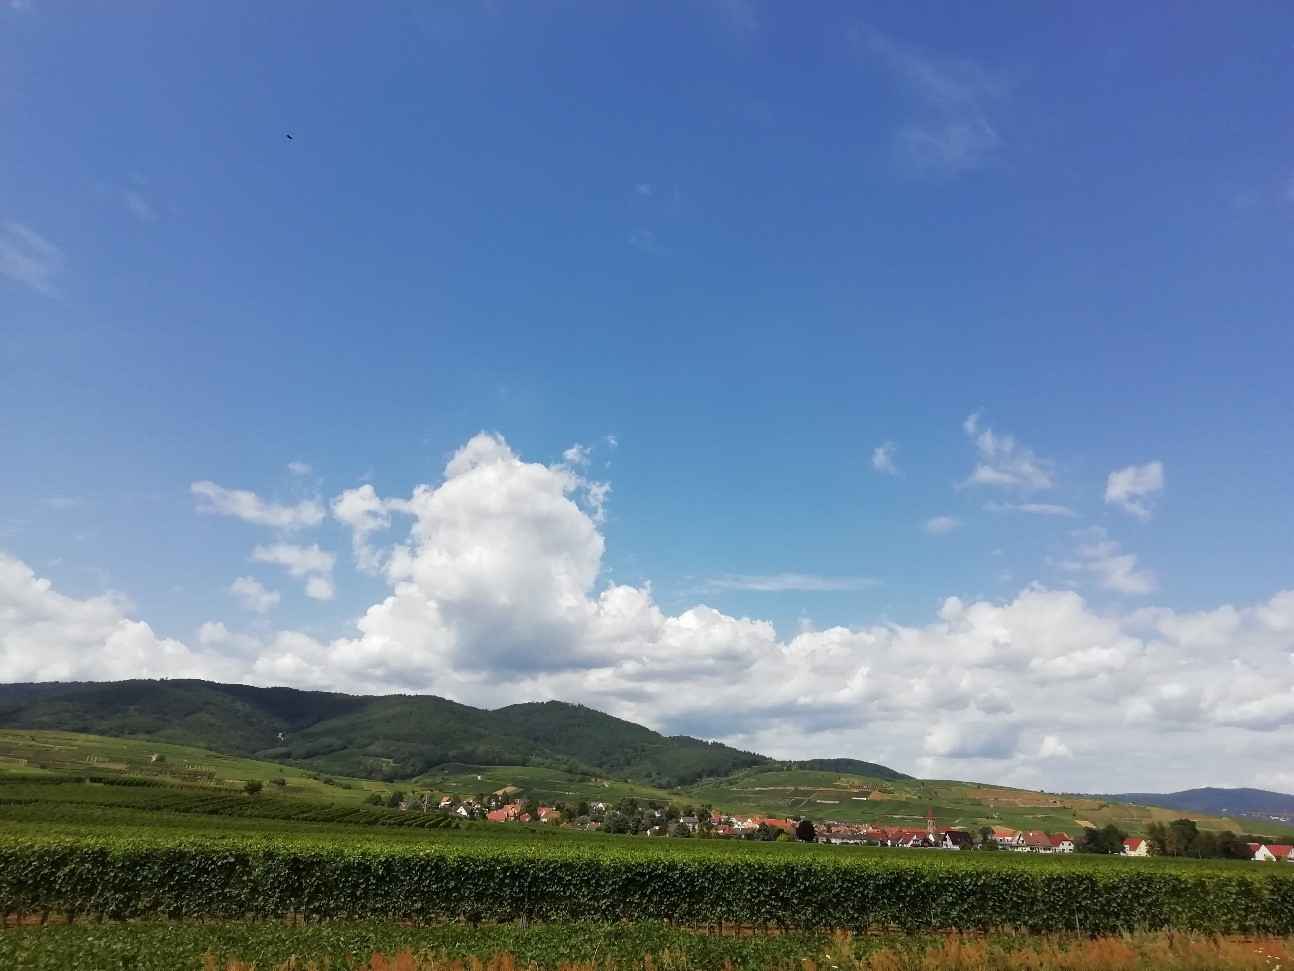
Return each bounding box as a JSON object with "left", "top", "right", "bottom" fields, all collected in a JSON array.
[{"left": 207, "top": 932, "right": 1292, "bottom": 971}]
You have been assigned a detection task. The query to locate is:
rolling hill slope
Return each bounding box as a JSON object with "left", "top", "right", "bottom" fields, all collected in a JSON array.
[{"left": 0, "top": 680, "right": 777, "bottom": 786}]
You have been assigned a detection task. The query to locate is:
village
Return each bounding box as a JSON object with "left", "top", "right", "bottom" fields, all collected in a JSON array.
[{"left": 412, "top": 792, "right": 1294, "bottom": 862}]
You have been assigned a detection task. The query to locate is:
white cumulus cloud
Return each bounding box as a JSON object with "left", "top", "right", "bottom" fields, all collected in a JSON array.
[
  {"left": 0, "top": 553, "right": 231, "bottom": 682},
  {"left": 228, "top": 576, "right": 280, "bottom": 613},
  {"left": 251, "top": 543, "right": 334, "bottom": 577},
  {"left": 332, "top": 484, "right": 392, "bottom": 573},
  {"left": 4, "top": 433, "right": 1294, "bottom": 792},
  {"left": 250, "top": 543, "right": 335, "bottom": 601},
  {"left": 304, "top": 575, "right": 335, "bottom": 601}
]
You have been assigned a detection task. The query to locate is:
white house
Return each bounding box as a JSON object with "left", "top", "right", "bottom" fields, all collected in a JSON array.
[
  {"left": 1049, "top": 833, "right": 1075, "bottom": 854},
  {"left": 991, "top": 826, "right": 1024, "bottom": 849},
  {"left": 1122, "top": 837, "right": 1150, "bottom": 857},
  {"left": 1253, "top": 843, "right": 1294, "bottom": 862}
]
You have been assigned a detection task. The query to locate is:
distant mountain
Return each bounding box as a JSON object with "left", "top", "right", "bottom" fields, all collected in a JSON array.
[
  {"left": 0, "top": 679, "right": 837, "bottom": 787},
  {"left": 1104, "top": 787, "right": 1294, "bottom": 819}
]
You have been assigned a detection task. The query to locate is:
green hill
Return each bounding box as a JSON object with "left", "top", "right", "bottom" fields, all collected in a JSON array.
[
  {"left": 0, "top": 680, "right": 778, "bottom": 786},
  {"left": 786, "top": 758, "right": 909, "bottom": 781}
]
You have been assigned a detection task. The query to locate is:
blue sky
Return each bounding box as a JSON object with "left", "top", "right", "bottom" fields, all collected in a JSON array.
[{"left": 3, "top": 2, "right": 1293, "bottom": 790}]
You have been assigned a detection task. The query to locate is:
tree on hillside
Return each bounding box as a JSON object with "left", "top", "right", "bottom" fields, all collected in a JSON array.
[
  {"left": 386, "top": 790, "right": 405, "bottom": 809},
  {"left": 1168, "top": 818, "right": 1199, "bottom": 857},
  {"left": 603, "top": 812, "right": 629, "bottom": 834},
  {"left": 978, "top": 826, "right": 994, "bottom": 848},
  {"left": 1217, "top": 831, "right": 1250, "bottom": 860},
  {"left": 243, "top": 780, "right": 262, "bottom": 796},
  {"left": 1193, "top": 830, "right": 1219, "bottom": 859},
  {"left": 796, "top": 819, "right": 817, "bottom": 842},
  {"left": 1078, "top": 824, "right": 1126, "bottom": 854},
  {"left": 1146, "top": 822, "right": 1170, "bottom": 856}
]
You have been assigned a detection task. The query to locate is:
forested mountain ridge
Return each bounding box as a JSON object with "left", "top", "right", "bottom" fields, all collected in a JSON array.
[
  {"left": 1104, "top": 787, "right": 1294, "bottom": 820},
  {"left": 0, "top": 679, "right": 805, "bottom": 786}
]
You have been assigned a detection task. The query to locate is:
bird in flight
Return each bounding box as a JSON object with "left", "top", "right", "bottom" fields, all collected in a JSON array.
[{"left": 284, "top": 133, "right": 294, "bottom": 140}]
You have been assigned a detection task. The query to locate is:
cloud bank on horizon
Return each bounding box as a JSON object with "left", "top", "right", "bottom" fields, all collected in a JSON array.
[{"left": 3, "top": 429, "right": 1293, "bottom": 794}]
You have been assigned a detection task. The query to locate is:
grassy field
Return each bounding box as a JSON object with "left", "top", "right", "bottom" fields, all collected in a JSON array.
[
  {"left": 3, "top": 922, "right": 1291, "bottom": 971},
  {"left": 4, "top": 810, "right": 1293, "bottom": 935},
  {"left": 3, "top": 769, "right": 1294, "bottom": 967},
  {"left": 413, "top": 763, "right": 679, "bottom": 805},
  {"left": 7, "top": 730, "right": 1293, "bottom": 843},
  {"left": 0, "top": 729, "right": 388, "bottom": 805}
]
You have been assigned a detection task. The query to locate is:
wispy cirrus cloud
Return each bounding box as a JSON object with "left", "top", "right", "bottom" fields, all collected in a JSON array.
[
  {"left": 191, "top": 481, "right": 324, "bottom": 530},
  {"left": 123, "top": 189, "right": 156, "bottom": 223},
  {"left": 1063, "top": 527, "right": 1156, "bottom": 595},
  {"left": 41, "top": 496, "right": 88, "bottom": 511},
  {"left": 562, "top": 444, "right": 591, "bottom": 468},
  {"left": 961, "top": 413, "right": 1054, "bottom": 491},
  {"left": 854, "top": 25, "right": 1009, "bottom": 176},
  {"left": 0, "top": 221, "right": 62, "bottom": 294},
  {"left": 702, "top": 572, "right": 877, "bottom": 593},
  {"left": 925, "top": 515, "right": 960, "bottom": 535},
  {"left": 711, "top": 0, "right": 758, "bottom": 38},
  {"left": 986, "top": 501, "right": 1076, "bottom": 518},
  {"left": 628, "top": 228, "right": 666, "bottom": 255},
  {"left": 1105, "top": 461, "right": 1164, "bottom": 520},
  {"left": 871, "top": 442, "right": 898, "bottom": 475}
]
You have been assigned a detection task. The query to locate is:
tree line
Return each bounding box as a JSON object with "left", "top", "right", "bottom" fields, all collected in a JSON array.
[{"left": 1076, "top": 819, "right": 1258, "bottom": 858}]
